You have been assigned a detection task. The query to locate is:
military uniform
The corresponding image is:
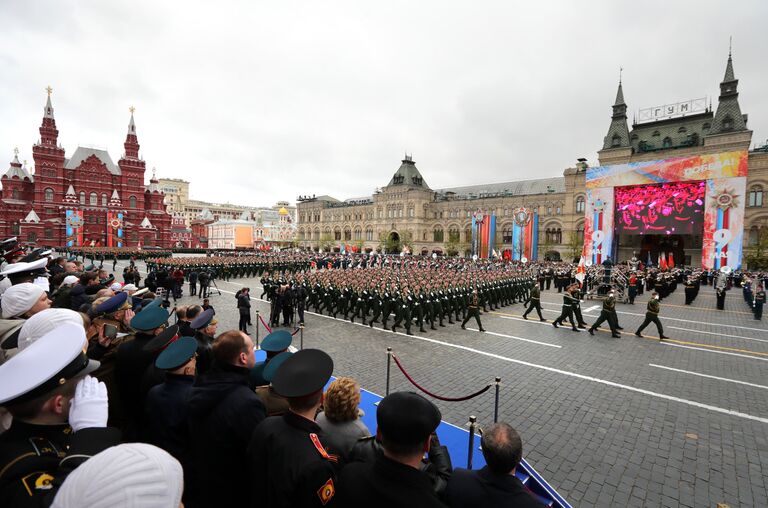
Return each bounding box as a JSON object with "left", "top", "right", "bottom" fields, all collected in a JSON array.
[
  {"left": 522, "top": 285, "right": 545, "bottom": 321},
  {"left": 635, "top": 297, "right": 667, "bottom": 339},
  {"left": 588, "top": 295, "right": 620, "bottom": 337},
  {"left": 460, "top": 292, "right": 485, "bottom": 332}
]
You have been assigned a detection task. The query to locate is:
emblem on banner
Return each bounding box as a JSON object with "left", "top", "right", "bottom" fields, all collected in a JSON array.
[
  {"left": 66, "top": 214, "right": 83, "bottom": 228},
  {"left": 591, "top": 198, "right": 606, "bottom": 212},
  {"left": 713, "top": 188, "right": 739, "bottom": 209},
  {"left": 512, "top": 207, "right": 531, "bottom": 227}
]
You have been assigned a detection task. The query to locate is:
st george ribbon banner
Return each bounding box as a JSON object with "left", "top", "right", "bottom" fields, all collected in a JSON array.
[
  {"left": 510, "top": 207, "right": 538, "bottom": 261},
  {"left": 471, "top": 210, "right": 496, "bottom": 259}
]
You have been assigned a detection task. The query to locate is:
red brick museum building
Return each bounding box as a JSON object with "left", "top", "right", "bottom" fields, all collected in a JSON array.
[{"left": 0, "top": 91, "right": 173, "bottom": 247}]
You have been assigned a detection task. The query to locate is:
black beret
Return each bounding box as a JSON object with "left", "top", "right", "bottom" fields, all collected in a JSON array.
[
  {"left": 377, "top": 392, "right": 441, "bottom": 445},
  {"left": 272, "top": 349, "right": 333, "bottom": 398}
]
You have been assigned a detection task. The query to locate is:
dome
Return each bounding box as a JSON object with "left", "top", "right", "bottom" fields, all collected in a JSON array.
[{"left": 278, "top": 207, "right": 288, "bottom": 215}]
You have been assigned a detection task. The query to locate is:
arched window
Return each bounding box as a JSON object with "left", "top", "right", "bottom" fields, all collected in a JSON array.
[
  {"left": 44, "top": 228, "right": 53, "bottom": 239},
  {"left": 576, "top": 224, "right": 584, "bottom": 243},
  {"left": 662, "top": 137, "right": 672, "bottom": 148},
  {"left": 555, "top": 228, "right": 562, "bottom": 244},
  {"left": 433, "top": 227, "right": 444, "bottom": 242},
  {"left": 575, "top": 196, "right": 585, "bottom": 213},
  {"left": 89, "top": 192, "right": 97, "bottom": 205},
  {"left": 344, "top": 228, "right": 351, "bottom": 241},
  {"left": 79, "top": 191, "right": 86, "bottom": 204},
  {"left": 722, "top": 116, "right": 733, "bottom": 131},
  {"left": 652, "top": 130, "right": 660, "bottom": 137},
  {"left": 502, "top": 226, "right": 512, "bottom": 243},
  {"left": 366, "top": 227, "right": 374, "bottom": 241},
  {"left": 547, "top": 206, "right": 552, "bottom": 215},
  {"left": 611, "top": 134, "right": 622, "bottom": 147},
  {"left": 748, "top": 226, "right": 759, "bottom": 246},
  {"left": 129, "top": 196, "right": 137, "bottom": 208},
  {"left": 748, "top": 186, "right": 763, "bottom": 208},
  {"left": 678, "top": 126, "right": 687, "bottom": 133},
  {"left": 353, "top": 227, "right": 362, "bottom": 241},
  {"left": 101, "top": 193, "right": 108, "bottom": 206},
  {"left": 12, "top": 189, "right": 20, "bottom": 200},
  {"left": 44, "top": 187, "right": 54, "bottom": 202},
  {"left": 448, "top": 227, "right": 460, "bottom": 243}
]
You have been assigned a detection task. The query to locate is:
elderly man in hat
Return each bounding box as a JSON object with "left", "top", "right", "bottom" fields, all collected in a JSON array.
[
  {"left": 248, "top": 348, "right": 338, "bottom": 508},
  {"left": 187, "top": 330, "right": 264, "bottom": 508},
  {"left": 0, "top": 323, "right": 121, "bottom": 506},
  {"left": 337, "top": 391, "right": 446, "bottom": 507},
  {"left": 115, "top": 305, "right": 169, "bottom": 440}
]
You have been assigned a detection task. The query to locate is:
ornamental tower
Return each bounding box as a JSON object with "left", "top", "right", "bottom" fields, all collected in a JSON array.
[{"left": 32, "top": 87, "right": 66, "bottom": 205}]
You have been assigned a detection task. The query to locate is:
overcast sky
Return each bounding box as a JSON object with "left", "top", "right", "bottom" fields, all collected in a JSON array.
[{"left": 1, "top": 1, "right": 766, "bottom": 207}]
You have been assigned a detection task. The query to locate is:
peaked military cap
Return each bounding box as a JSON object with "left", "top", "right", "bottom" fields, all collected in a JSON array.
[
  {"left": 190, "top": 308, "right": 215, "bottom": 330},
  {"left": 142, "top": 324, "right": 180, "bottom": 352},
  {"left": 130, "top": 306, "right": 169, "bottom": 331},
  {"left": 0, "top": 258, "right": 49, "bottom": 280},
  {"left": 263, "top": 351, "right": 293, "bottom": 382},
  {"left": 272, "top": 349, "right": 333, "bottom": 398},
  {"left": 250, "top": 361, "right": 268, "bottom": 387},
  {"left": 155, "top": 336, "right": 197, "bottom": 370},
  {"left": 0, "top": 323, "right": 100, "bottom": 406},
  {"left": 260, "top": 329, "right": 292, "bottom": 352},
  {"left": 93, "top": 292, "right": 130, "bottom": 315}
]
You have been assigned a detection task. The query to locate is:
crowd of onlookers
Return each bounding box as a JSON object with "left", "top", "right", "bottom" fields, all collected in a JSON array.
[{"left": 0, "top": 240, "right": 547, "bottom": 507}]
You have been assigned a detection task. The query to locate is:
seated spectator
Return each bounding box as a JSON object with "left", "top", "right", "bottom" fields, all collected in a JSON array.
[
  {"left": 444, "top": 422, "right": 544, "bottom": 508},
  {"left": 316, "top": 376, "right": 371, "bottom": 459},
  {"left": 51, "top": 443, "right": 183, "bottom": 508},
  {"left": 187, "top": 330, "right": 265, "bottom": 508},
  {"left": 337, "top": 391, "right": 447, "bottom": 508}
]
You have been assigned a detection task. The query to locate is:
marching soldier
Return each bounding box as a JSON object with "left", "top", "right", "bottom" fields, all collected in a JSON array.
[
  {"left": 522, "top": 284, "right": 546, "bottom": 321},
  {"left": 552, "top": 288, "right": 579, "bottom": 332},
  {"left": 588, "top": 291, "right": 621, "bottom": 338},
  {"left": 460, "top": 288, "right": 485, "bottom": 332},
  {"left": 635, "top": 292, "right": 669, "bottom": 340}
]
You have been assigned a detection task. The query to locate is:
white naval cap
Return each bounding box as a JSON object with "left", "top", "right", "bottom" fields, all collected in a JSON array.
[
  {"left": 0, "top": 322, "right": 99, "bottom": 406},
  {"left": 52, "top": 443, "right": 183, "bottom": 508},
  {"left": 62, "top": 275, "right": 80, "bottom": 286},
  {"left": 0, "top": 257, "right": 49, "bottom": 278},
  {"left": 18, "top": 308, "right": 86, "bottom": 352},
  {"left": 1, "top": 282, "right": 46, "bottom": 319}
]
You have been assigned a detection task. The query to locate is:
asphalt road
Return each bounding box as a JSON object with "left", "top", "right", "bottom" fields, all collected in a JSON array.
[{"left": 113, "top": 257, "right": 768, "bottom": 507}]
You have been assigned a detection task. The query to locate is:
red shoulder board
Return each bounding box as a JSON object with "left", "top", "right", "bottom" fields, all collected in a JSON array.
[{"left": 309, "top": 433, "right": 338, "bottom": 463}]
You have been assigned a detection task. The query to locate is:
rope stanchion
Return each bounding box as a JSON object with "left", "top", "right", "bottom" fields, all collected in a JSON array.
[
  {"left": 391, "top": 354, "right": 491, "bottom": 402},
  {"left": 494, "top": 377, "right": 501, "bottom": 423},
  {"left": 467, "top": 415, "right": 477, "bottom": 469},
  {"left": 255, "top": 310, "right": 260, "bottom": 349},
  {"left": 385, "top": 347, "right": 392, "bottom": 396},
  {"left": 300, "top": 324, "right": 304, "bottom": 350}
]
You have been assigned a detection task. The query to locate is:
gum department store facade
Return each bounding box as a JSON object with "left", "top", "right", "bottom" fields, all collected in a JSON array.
[{"left": 297, "top": 52, "right": 768, "bottom": 261}]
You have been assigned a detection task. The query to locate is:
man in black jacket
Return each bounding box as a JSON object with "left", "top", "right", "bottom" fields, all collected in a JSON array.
[
  {"left": 187, "top": 330, "right": 265, "bottom": 508},
  {"left": 337, "top": 391, "right": 447, "bottom": 508},
  {"left": 444, "top": 422, "right": 544, "bottom": 508},
  {"left": 237, "top": 288, "right": 251, "bottom": 332}
]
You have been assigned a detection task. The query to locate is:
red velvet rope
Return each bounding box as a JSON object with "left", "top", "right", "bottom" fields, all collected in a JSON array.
[
  {"left": 258, "top": 314, "right": 272, "bottom": 334},
  {"left": 391, "top": 354, "right": 492, "bottom": 402}
]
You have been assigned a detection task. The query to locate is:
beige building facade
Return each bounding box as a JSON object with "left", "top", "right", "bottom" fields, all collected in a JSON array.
[{"left": 297, "top": 52, "right": 768, "bottom": 264}]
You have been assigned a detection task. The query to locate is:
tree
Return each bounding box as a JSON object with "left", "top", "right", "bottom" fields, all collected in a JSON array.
[
  {"left": 319, "top": 233, "right": 333, "bottom": 252},
  {"left": 745, "top": 228, "right": 768, "bottom": 270},
  {"left": 565, "top": 231, "right": 583, "bottom": 262}
]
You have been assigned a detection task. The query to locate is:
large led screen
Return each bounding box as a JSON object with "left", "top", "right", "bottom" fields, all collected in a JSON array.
[{"left": 614, "top": 181, "right": 705, "bottom": 235}]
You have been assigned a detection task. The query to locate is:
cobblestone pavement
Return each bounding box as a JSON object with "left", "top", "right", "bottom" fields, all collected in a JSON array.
[{"left": 115, "top": 258, "right": 768, "bottom": 507}]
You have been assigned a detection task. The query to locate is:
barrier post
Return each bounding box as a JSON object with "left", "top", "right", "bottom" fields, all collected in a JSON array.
[
  {"left": 494, "top": 376, "right": 501, "bottom": 423},
  {"left": 255, "top": 310, "right": 260, "bottom": 349},
  {"left": 467, "top": 415, "right": 477, "bottom": 469},
  {"left": 386, "top": 347, "right": 392, "bottom": 396},
  {"left": 300, "top": 324, "right": 305, "bottom": 350}
]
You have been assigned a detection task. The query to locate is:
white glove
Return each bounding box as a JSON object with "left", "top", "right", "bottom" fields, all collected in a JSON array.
[{"left": 68, "top": 376, "right": 109, "bottom": 432}]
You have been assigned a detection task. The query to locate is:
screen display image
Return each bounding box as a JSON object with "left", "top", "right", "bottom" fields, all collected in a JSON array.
[{"left": 614, "top": 181, "right": 705, "bottom": 235}]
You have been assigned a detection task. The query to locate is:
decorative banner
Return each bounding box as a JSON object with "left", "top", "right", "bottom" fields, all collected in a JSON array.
[
  {"left": 510, "top": 207, "right": 538, "bottom": 261},
  {"left": 702, "top": 177, "right": 746, "bottom": 270},
  {"left": 106, "top": 211, "right": 124, "bottom": 247},
  {"left": 586, "top": 151, "right": 747, "bottom": 189},
  {"left": 65, "top": 209, "right": 84, "bottom": 247},
  {"left": 583, "top": 187, "right": 615, "bottom": 265},
  {"left": 471, "top": 210, "right": 496, "bottom": 259}
]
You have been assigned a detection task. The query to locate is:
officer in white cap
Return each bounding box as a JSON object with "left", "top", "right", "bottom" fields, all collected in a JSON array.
[{"left": 0, "top": 323, "right": 121, "bottom": 506}]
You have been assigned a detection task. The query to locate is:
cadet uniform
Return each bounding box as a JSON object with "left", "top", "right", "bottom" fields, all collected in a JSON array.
[
  {"left": 460, "top": 290, "right": 485, "bottom": 332},
  {"left": 588, "top": 294, "right": 621, "bottom": 338},
  {"left": 635, "top": 295, "right": 668, "bottom": 340},
  {"left": 522, "top": 285, "right": 545, "bottom": 321},
  {"left": 248, "top": 349, "right": 339, "bottom": 507},
  {"left": 0, "top": 323, "right": 121, "bottom": 507}
]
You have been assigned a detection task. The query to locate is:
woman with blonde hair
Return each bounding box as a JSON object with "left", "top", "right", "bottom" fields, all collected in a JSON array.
[{"left": 316, "top": 376, "right": 370, "bottom": 459}]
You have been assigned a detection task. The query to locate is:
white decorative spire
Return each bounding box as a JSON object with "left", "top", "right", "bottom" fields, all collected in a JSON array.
[
  {"left": 140, "top": 217, "right": 154, "bottom": 229},
  {"left": 44, "top": 86, "right": 54, "bottom": 119},
  {"left": 128, "top": 106, "right": 137, "bottom": 135},
  {"left": 23, "top": 209, "right": 41, "bottom": 223}
]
